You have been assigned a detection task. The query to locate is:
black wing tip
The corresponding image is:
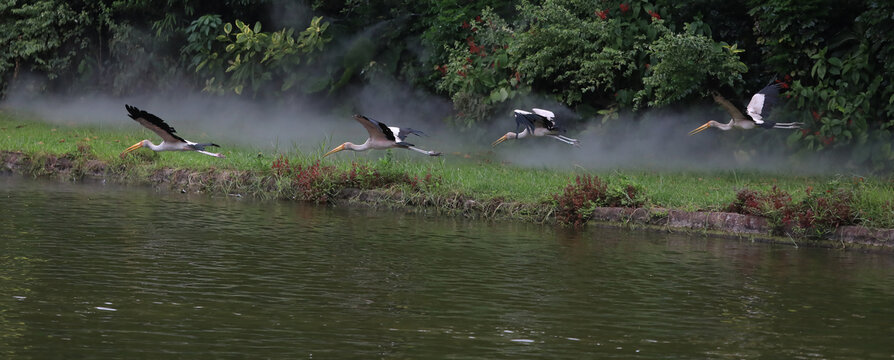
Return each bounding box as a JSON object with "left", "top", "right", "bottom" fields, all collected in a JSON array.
[{"left": 125, "top": 104, "right": 143, "bottom": 119}]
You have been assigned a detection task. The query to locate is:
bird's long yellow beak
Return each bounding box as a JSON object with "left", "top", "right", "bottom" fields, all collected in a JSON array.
[
  {"left": 119, "top": 141, "right": 143, "bottom": 158},
  {"left": 323, "top": 144, "right": 346, "bottom": 157},
  {"left": 491, "top": 135, "right": 509, "bottom": 147},
  {"left": 688, "top": 122, "right": 712, "bottom": 136}
]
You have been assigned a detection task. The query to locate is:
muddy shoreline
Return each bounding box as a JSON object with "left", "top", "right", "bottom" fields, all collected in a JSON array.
[{"left": 2, "top": 150, "right": 891, "bottom": 250}]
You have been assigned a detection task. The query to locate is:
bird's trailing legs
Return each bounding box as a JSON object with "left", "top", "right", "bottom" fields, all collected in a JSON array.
[
  {"left": 195, "top": 150, "right": 226, "bottom": 158},
  {"left": 406, "top": 146, "right": 441, "bottom": 156},
  {"left": 771, "top": 122, "right": 804, "bottom": 129},
  {"left": 548, "top": 134, "right": 580, "bottom": 146}
]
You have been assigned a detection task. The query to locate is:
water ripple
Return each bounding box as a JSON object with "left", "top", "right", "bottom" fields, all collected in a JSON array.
[{"left": 2, "top": 175, "right": 894, "bottom": 359}]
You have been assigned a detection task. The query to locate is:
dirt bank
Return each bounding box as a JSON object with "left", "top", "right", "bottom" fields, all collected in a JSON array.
[{"left": 2, "top": 150, "right": 891, "bottom": 250}]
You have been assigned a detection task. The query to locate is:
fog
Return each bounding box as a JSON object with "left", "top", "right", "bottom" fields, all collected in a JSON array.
[
  {"left": 3, "top": 77, "right": 863, "bottom": 176},
  {"left": 0, "top": 8, "right": 865, "bottom": 176}
]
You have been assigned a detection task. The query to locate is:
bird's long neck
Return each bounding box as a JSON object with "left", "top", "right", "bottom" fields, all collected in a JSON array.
[
  {"left": 515, "top": 128, "right": 530, "bottom": 139},
  {"left": 714, "top": 120, "right": 734, "bottom": 131},
  {"left": 345, "top": 141, "right": 370, "bottom": 152},
  {"left": 144, "top": 140, "right": 163, "bottom": 151}
]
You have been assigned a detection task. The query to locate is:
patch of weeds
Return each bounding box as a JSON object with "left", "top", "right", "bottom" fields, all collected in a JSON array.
[
  {"left": 553, "top": 174, "right": 647, "bottom": 227},
  {"left": 727, "top": 183, "right": 860, "bottom": 237},
  {"left": 608, "top": 174, "right": 647, "bottom": 208},
  {"left": 271, "top": 156, "right": 442, "bottom": 203}
]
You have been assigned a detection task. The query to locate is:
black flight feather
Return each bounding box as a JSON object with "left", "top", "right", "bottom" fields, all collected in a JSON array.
[
  {"left": 366, "top": 116, "right": 396, "bottom": 141},
  {"left": 125, "top": 104, "right": 186, "bottom": 143},
  {"left": 398, "top": 128, "right": 425, "bottom": 138},
  {"left": 189, "top": 143, "right": 220, "bottom": 151}
]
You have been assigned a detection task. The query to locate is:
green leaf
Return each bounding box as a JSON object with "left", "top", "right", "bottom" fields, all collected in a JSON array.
[
  {"left": 787, "top": 131, "right": 801, "bottom": 145},
  {"left": 827, "top": 57, "right": 841, "bottom": 67},
  {"left": 224, "top": 22, "right": 232, "bottom": 34},
  {"left": 489, "top": 89, "right": 502, "bottom": 103}
]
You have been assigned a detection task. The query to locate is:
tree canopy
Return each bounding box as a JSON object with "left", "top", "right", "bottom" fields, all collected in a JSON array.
[{"left": 1, "top": 0, "right": 892, "bottom": 169}]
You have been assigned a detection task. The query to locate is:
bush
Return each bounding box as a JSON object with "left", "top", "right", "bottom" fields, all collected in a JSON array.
[
  {"left": 271, "top": 156, "right": 439, "bottom": 203},
  {"left": 436, "top": 8, "right": 526, "bottom": 127},
  {"left": 553, "top": 174, "right": 646, "bottom": 226},
  {"left": 726, "top": 184, "right": 860, "bottom": 237}
]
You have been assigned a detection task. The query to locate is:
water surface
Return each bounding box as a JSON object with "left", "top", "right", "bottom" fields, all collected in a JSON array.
[{"left": 1, "top": 175, "right": 893, "bottom": 359}]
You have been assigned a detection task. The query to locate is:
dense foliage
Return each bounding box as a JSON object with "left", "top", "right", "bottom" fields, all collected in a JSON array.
[{"left": 2, "top": 0, "right": 892, "bottom": 169}]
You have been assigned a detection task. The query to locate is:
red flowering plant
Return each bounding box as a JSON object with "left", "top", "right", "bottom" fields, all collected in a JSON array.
[
  {"left": 437, "top": 8, "right": 528, "bottom": 127},
  {"left": 511, "top": 1, "right": 686, "bottom": 110},
  {"left": 726, "top": 182, "right": 860, "bottom": 237}
]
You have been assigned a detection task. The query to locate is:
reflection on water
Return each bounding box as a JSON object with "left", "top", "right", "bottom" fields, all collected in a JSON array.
[{"left": 1, "top": 175, "right": 894, "bottom": 359}]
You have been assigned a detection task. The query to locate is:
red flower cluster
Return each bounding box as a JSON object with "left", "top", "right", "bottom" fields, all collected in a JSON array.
[
  {"left": 436, "top": 65, "right": 447, "bottom": 76},
  {"left": 774, "top": 77, "right": 792, "bottom": 89},
  {"left": 271, "top": 154, "right": 293, "bottom": 176},
  {"left": 648, "top": 10, "right": 660, "bottom": 20},
  {"left": 811, "top": 110, "right": 821, "bottom": 120},
  {"left": 461, "top": 21, "right": 470, "bottom": 29},
  {"left": 595, "top": 9, "right": 609, "bottom": 19},
  {"left": 619, "top": 3, "right": 630, "bottom": 13},
  {"left": 467, "top": 37, "right": 487, "bottom": 57}
]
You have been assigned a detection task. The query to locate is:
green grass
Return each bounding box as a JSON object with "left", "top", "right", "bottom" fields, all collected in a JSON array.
[{"left": 2, "top": 109, "right": 892, "bottom": 228}]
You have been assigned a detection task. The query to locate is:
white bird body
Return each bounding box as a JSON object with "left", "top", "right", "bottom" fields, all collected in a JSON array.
[
  {"left": 492, "top": 108, "right": 579, "bottom": 146},
  {"left": 689, "top": 83, "right": 804, "bottom": 135},
  {"left": 120, "top": 105, "right": 224, "bottom": 158},
  {"left": 324, "top": 114, "right": 441, "bottom": 157}
]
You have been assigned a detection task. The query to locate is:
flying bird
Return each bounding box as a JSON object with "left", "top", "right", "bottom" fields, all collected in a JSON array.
[
  {"left": 119, "top": 105, "right": 224, "bottom": 158},
  {"left": 324, "top": 114, "right": 441, "bottom": 157},
  {"left": 688, "top": 83, "right": 803, "bottom": 135},
  {"left": 492, "top": 108, "right": 579, "bottom": 146}
]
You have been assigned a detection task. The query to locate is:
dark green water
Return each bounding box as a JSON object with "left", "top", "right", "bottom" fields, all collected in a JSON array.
[{"left": 1, "top": 175, "right": 893, "bottom": 359}]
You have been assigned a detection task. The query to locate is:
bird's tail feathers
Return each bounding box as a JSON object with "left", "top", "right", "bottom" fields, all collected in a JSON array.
[{"left": 404, "top": 128, "right": 426, "bottom": 137}]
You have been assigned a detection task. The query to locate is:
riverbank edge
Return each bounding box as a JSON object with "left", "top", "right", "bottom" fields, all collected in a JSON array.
[{"left": 2, "top": 149, "right": 891, "bottom": 250}]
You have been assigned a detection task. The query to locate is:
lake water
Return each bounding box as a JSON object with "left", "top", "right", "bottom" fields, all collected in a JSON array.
[{"left": 1, "top": 175, "right": 893, "bottom": 359}]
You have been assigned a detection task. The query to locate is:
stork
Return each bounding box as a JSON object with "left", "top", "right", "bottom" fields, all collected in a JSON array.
[
  {"left": 323, "top": 114, "right": 441, "bottom": 157},
  {"left": 492, "top": 108, "right": 579, "bottom": 146},
  {"left": 119, "top": 105, "right": 224, "bottom": 158},
  {"left": 688, "top": 83, "right": 804, "bottom": 135}
]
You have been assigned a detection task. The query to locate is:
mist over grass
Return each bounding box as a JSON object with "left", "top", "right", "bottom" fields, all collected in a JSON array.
[
  {"left": 0, "top": 76, "right": 876, "bottom": 177},
  {"left": 492, "top": 106, "right": 865, "bottom": 176}
]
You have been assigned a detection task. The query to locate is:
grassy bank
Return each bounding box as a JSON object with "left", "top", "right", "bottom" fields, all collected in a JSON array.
[{"left": 2, "top": 109, "right": 892, "bottom": 233}]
